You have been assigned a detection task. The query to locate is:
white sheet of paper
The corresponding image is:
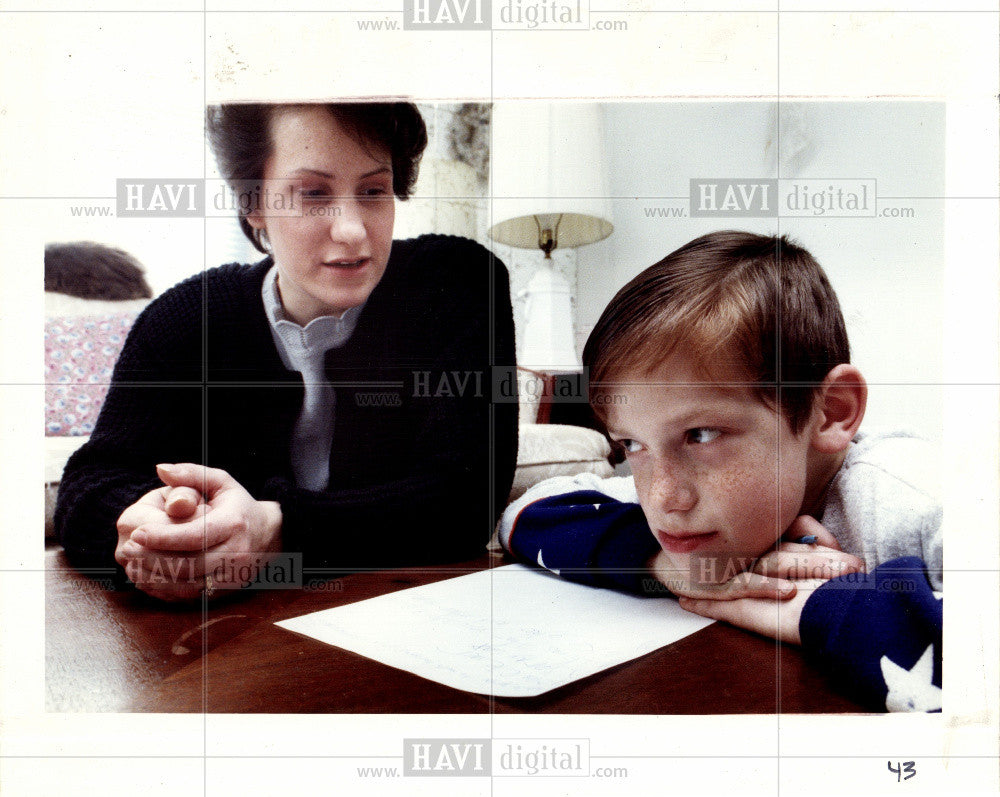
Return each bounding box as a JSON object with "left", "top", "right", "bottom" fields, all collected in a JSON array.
[{"left": 274, "top": 564, "right": 713, "bottom": 697}]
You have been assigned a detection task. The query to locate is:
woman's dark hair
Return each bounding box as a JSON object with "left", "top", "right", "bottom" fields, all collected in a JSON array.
[{"left": 206, "top": 102, "right": 428, "bottom": 253}]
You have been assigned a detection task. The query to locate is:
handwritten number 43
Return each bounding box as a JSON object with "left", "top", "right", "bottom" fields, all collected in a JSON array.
[{"left": 888, "top": 761, "right": 916, "bottom": 782}]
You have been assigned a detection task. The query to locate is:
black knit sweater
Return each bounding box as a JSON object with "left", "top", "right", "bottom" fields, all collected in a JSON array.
[{"left": 55, "top": 234, "right": 518, "bottom": 576}]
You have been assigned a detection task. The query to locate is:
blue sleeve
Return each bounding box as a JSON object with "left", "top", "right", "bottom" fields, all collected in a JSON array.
[
  {"left": 506, "top": 490, "right": 663, "bottom": 595},
  {"left": 799, "top": 556, "right": 942, "bottom": 712}
]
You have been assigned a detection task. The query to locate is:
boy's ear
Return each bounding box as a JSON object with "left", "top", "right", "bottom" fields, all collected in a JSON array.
[{"left": 809, "top": 364, "right": 867, "bottom": 454}]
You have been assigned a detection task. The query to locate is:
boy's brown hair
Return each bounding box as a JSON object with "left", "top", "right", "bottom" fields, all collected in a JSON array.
[{"left": 583, "top": 230, "right": 850, "bottom": 434}]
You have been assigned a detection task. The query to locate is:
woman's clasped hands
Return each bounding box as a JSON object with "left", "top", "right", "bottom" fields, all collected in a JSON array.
[{"left": 114, "top": 463, "right": 283, "bottom": 601}]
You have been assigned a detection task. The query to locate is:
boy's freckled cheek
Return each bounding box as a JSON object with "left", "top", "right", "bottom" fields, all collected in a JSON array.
[
  {"left": 716, "top": 461, "right": 785, "bottom": 541},
  {"left": 715, "top": 462, "right": 763, "bottom": 506},
  {"left": 631, "top": 473, "right": 656, "bottom": 519}
]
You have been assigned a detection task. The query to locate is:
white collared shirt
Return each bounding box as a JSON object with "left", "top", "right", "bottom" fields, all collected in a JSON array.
[{"left": 261, "top": 266, "right": 364, "bottom": 491}]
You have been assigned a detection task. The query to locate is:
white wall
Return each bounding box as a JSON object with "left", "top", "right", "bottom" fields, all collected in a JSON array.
[{"left": 576, "top": 101, "right": 945, "bottom": 439}]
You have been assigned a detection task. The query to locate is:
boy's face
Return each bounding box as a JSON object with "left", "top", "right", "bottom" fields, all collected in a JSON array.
[{"left": 604, "top": 350, "right": 816, "bottom": 587}]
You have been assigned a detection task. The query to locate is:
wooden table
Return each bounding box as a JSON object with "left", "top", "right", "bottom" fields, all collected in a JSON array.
[{"left": 45, "top": 549, "right": 867, "bottom": 713}]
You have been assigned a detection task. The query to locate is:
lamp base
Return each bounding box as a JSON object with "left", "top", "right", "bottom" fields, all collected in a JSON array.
[{"left": 518, "top": 265, "right": 581, "bottom": 372}]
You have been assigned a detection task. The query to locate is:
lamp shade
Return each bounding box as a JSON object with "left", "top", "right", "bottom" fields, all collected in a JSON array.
[{"left": 488, "top": 103, "right": 613, "bottom": 249}]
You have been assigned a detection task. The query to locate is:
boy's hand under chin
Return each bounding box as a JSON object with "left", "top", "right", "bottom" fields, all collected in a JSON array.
[
  {"left": 752, "top": 515, "right": 866, "bottom": 581},
  {"left": 648, "top": 516, "right": 862, "bottom": 601},
  {"left": 649, "top": 548, "right": 799, "bottom": 602},
  {"left": 669, "top": 515, "right": 866, "bottom": 645},
  {"left": 677, "top": 581, "right": 827, "bottom": 645}
]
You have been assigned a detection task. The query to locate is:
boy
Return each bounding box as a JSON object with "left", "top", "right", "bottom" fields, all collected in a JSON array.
[{"left": 501, "top": 231, "right": 942, "bottom": 711}]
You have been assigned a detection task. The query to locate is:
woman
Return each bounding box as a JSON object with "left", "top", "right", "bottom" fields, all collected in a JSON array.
[{"left": 55, "top": 102, "right": 517, "bottom": 601}]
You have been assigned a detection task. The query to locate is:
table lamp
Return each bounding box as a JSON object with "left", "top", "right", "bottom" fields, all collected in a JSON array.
[{"left": 489, "top": 103, "right": 614, "bottom": 372}]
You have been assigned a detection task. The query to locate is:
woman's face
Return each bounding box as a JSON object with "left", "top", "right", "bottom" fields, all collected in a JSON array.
[{"left": 248, "top": 105, "right": 395, "bottom": 325}]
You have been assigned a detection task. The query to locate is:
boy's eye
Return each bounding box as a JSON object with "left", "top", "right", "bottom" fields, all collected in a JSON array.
[
  {"left": 619, "top": 439, "right": 644, "bottom": 454},
  {"left": 359, "top": 186, "right": 390, "bottom": 199},
  {"left": 686, "top": 427, "right": 721, "bottom": 445}
]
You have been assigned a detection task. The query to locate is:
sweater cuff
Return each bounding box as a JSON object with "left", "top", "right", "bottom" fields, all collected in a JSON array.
[
  {"left": 799, "top": 556, "right": 942, "bottom": 711},
  {"left": 57, "top": 473, "right": 161, "bottom": 572},
  {"left": 508, "top": 491, "right": 661, "bottom": 595},
  {"left": 593, "top": 522, "right": 663, "bottom": 595}
]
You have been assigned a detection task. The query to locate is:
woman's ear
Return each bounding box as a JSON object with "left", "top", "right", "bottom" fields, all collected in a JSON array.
[
  {"left": 244, "top": 211, "right": 270, "bottom": 252},
  {"left": 245, "top": 210, "right": 265, "bottom": 231},
  {"left": 810, "top": 364, "right": 867, "bottom": 454}
]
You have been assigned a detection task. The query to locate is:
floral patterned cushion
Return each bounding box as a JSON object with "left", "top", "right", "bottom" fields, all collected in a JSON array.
[{"left": 44, "top": 314, "right": 135, "bottom": 436}]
